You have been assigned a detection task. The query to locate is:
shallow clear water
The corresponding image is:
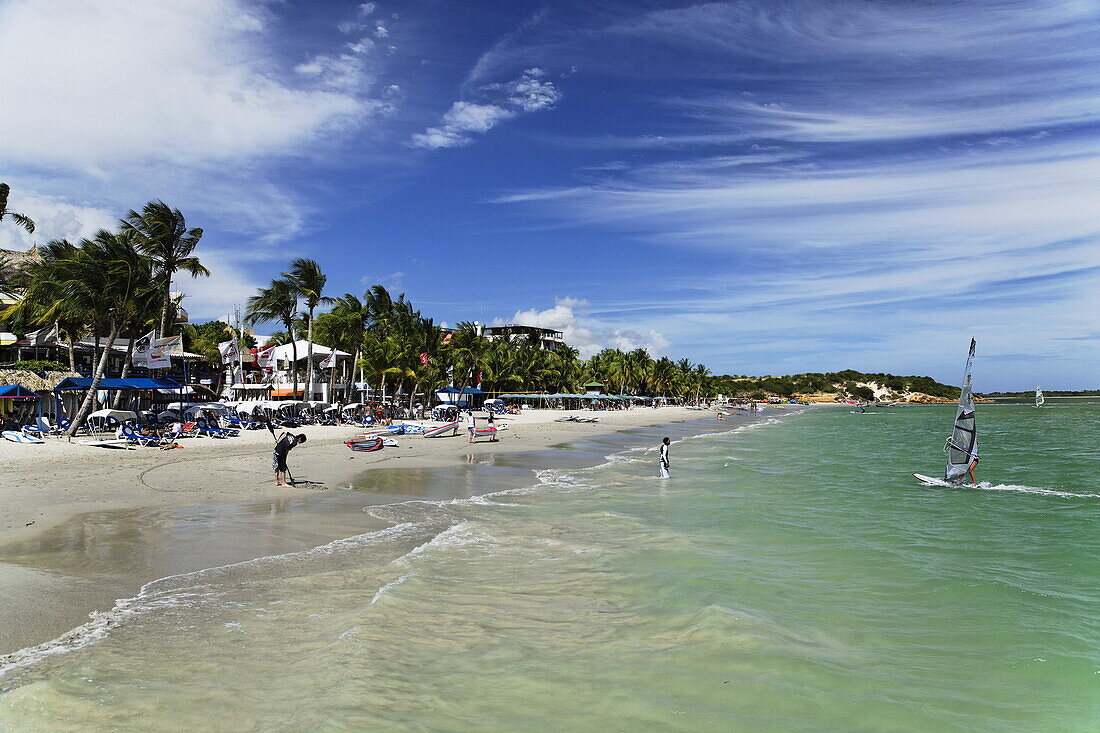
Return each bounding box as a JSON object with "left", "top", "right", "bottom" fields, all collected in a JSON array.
[{"left": 2, "top": 404, "right": 1098, "bottom": 731}]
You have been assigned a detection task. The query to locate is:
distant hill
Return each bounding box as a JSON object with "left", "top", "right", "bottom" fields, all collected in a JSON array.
[
  {"left": 985, "top": 390, "right": 1100, "bottom": 398},
  {"left": 709, "top": 370, "right": 960, "bottom": 403}
]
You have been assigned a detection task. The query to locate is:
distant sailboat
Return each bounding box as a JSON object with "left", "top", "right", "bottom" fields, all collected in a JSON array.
[
  {"left": 916, "top": 339, "right": 978, "bottom": 486},
  {"left": 1035, "top": 386, "right": 1045, "bottom": 408}
]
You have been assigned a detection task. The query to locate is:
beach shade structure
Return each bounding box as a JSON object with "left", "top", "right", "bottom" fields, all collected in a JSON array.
[
  {"left": 86, "top": 408, "right": 138, "bottom": 437},
  {"left": 0, "top": 385, "right": 45, "bottom": 435},
  {"left": 54, "top": 377, "right": 183, "bottom": 391},
  {"left": 0, "top": 385, "right": 41, "bottom": 400}
]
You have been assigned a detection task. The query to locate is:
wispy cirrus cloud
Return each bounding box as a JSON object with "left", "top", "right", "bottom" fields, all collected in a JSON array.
[
  {"left": 410, "top": 67, "right": 561, "bottom": 149},
  {"left": 489, "top": 0, "right": 1100, "bottom": 387}
]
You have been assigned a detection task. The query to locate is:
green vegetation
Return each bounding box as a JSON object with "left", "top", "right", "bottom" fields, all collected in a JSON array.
[
  {"left": 4, "top": 360, "right": 68, "bottom": 372},
  {"left": 985, "top": 390, "right": 1100, "bottom": 398},
  {"left": 708, "top": 370, "right": 960, "bottom": 399}
]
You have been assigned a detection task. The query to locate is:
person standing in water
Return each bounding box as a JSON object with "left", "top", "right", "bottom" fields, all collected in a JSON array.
[
  {"left": 272, "top": 431, "right": 306, "bottom": 486},
  {"left": 659, "top": 437, "right": 671, "bottom": 479}
]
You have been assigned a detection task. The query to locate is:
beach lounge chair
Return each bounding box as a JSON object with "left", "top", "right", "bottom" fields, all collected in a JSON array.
[
  {"left": 194, "top": 418, "right": 237, "bottom": 438},
  {"left": 56, "top": 418, "right": 88, "bottom": 436},
  {"left": 120, "top": 425, "right": 167, "bottom": 448},
  {"left": 163, "top": 422, "right": 199, "bottom": 440},
  {"left": 22, "top": 417, "right": 62, "bottom": 438}
]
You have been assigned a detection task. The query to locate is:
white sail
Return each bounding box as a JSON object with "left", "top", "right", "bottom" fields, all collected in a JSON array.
[
  {"left": 944, "top": 339, "right": 978, "bottom": 481},
  {"left": 1035, "top": 386, "right": 1044, "bottom": 407}
]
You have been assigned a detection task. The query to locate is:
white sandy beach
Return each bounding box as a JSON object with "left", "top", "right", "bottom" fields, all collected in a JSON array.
[
  {"left": 0, "top": 406, "right": 714, "bottom": 653},
  {"left": 0, "top": 407, "right": 707, "bottom": 544}
]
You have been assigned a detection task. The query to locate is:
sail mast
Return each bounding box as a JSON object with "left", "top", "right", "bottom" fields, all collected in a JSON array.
[{"left": 944, "top": 339, "right": 978, "bottom": 481}]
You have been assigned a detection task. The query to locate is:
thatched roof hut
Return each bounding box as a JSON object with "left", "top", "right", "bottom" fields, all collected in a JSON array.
[{"left": 0, "top": 369, "right": 80, "bottom": 393}]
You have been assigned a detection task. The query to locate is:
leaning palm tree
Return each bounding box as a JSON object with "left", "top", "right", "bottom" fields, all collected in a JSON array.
[
  {"left": 0, "top": 183, "right": 35, "bottom": 233},
  {"left": 27, "top": 231, "right": 159, "bottom": 437},
  {"left": 282, "top": 258, "right": 331, "bottom": 400},
  {"left": 246, "top": 279, "right": 300, "bottom": 397},
  {"left": 121, "top": 200, "right": 208, "bottom": 336}
]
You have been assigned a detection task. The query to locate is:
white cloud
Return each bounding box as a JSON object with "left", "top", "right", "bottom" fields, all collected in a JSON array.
[
  {"left": 0, "top": 0, "right": 403, "bottom": 273},
  {"left": 176, "top": 248, "right": 265, "bottom": 323},
  {"left": 501, "top": 298, "right": 670, "bottom": 358},
  {"left": 0, "top": 191, "right": 116, "bottom": 251},
  {"left": 0, "top": 0, "right": 384, "bottom": 170},
  {"left": 410, "top": 68, "right": 560, "bottom": 149}
]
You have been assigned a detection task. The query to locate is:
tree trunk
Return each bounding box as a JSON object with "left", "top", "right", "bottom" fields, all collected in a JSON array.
[
  {"left": 346, "top": 347, "right": 359, "bottom": 395},
  {"left": 111, "top": 333, "right": 136, "bottom": 409},
  {"left": 305, "top": 308, "right": 315, "bottom": 401},
  {"left": 160, "top": 281, "right": 172, "bottom": 337},
  {"left": 408, "top": 380, "right": 418, "bottom": 412},
  {"left": 67, "top": 321, "right": 121, "bottom": 438},
  {"left": 67, "top": 337, "right": 76, "bottom": 372},
  {"left": 327, "top": 359, "right": 336, "bottom": 403},
  {"left": 288, "top": 323, "right": 299, "bottom": 398}
]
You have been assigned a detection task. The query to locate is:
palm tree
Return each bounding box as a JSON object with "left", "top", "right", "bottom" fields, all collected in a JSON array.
[
  {"left": 246, "top": 279, "right": 300, "bottom": 397},
  {"left": 121, "top": 201, "right": 208, "bottom": 335},
  {"left": 328, "top": 293, "right": 369, "bottom": 397},
  {"left": 0, "top": 183, "right": 35, "bottom": 233},
  {"left": 282, "top": 258, "right": 331, "bottom": 400},
  {"left": 18, "top": 231, "right": 159, "bottom": 436}
]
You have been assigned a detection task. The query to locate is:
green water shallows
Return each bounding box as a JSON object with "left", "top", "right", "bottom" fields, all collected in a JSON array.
[{"left": 1, "top": 403, "right": 1099, "bottom": 731}]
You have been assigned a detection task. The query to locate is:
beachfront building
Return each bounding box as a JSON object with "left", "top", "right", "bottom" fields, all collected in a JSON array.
[
  {"left": 235, "top": 339, "right": 354, "bottom": 402},
  {"left": 481, "top": 324, "right": 564, "bottom": 351}
]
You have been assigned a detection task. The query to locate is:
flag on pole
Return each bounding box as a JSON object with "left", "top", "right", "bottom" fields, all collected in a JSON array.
[
  {"left": 320, "top": 349, "right": 336, "bottom": 369},
  {"left": 133, "top": 330, "right": 155, "bottom": 367},
  {"left": 218, "top": 339, "right": 239, "bottom": 364},
  {"left": 419, "top": 352, "right": 429, "bottom": 366},
  {"left": 26, "top": 324, "right": 59, "bottom": 345},
  {"left": 148, "top": 335, "right": 180, "bottom": 369},
  {"left": 256, "top": 344, "right": 276, "bottom": 369}
]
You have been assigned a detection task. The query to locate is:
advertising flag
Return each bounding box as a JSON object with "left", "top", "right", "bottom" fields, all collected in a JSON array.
[
  {"left": 256, "top": 344, "right": 276, "bottom": 369},
  {"left": 218, "top": 339, "right": 239, "bottom": 364},
  {"left": 148, "top": 335, "right": 180, "bottom": 369},
  {"left": 132, "top": 330, "right": 155, "bottom": 367},
  {"left": 320, "top": 349, "right": 336, "bottom": 369},
  {"left": 419, "top": 352, "right": 429, "bottom": 366}
]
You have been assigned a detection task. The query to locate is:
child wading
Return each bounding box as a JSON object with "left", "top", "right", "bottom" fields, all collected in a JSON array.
[{"left": 272, "top": 431, "right": 306, "bottom": 486}]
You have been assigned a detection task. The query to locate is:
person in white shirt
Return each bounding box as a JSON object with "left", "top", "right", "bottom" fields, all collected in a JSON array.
[
  {"left": 466, "top": 411, "right": 476, "bottom": 443},
  {"left": 659, "top": 437, "right": 671, "bottom": 479}
]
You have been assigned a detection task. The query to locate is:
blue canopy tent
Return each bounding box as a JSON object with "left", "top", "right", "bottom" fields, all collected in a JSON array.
[
  {"left": 0, "top": 385, "right": 42, "bottom": 399},
  {"left": 0, "top": 385, "right": 44, "bottom": 428},
  {"left": 54, "top": 377, "right": 185, "bottom": 423},
  {"left": 54, "top": 377, "right": 182, "bottom": 390}
]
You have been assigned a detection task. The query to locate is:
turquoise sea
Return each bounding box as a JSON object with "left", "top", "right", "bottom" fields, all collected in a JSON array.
[{"left": 1, "top": 403, "right": 1098, "bottom": 731}]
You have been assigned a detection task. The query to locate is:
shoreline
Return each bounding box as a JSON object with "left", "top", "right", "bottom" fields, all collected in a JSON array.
[{"left": 0, "top": 406, "right": 748, "bottom": 655}]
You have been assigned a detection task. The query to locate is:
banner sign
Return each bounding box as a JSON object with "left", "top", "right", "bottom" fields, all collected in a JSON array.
[
  {"left": 218, "top": 339, "right": 239, "bottom": 364},
  {"left": 256, "top": 344, "right": 276, "bottom": 369}
]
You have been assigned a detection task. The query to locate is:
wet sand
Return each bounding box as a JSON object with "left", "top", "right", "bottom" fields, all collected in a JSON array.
[{"left": 0, "top": 407, "right": 733, "bottom": 653}]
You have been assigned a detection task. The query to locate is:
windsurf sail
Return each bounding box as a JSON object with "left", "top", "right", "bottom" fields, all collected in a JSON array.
[
  {"left": 1035, "top": 386, "right": 1044, "bottom": 407},
  {"left": 944, "top": 338, "right": 978, "bottom": 482}
]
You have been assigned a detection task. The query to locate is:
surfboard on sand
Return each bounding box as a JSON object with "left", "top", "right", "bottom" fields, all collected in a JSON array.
[{"left": 3, "top": 431, "right": 44, "bottom": 444}]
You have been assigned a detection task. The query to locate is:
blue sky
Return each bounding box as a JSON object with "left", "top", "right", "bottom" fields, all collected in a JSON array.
[{"left": 2, "top": 0, "right": 1099, "bottom": 390}]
